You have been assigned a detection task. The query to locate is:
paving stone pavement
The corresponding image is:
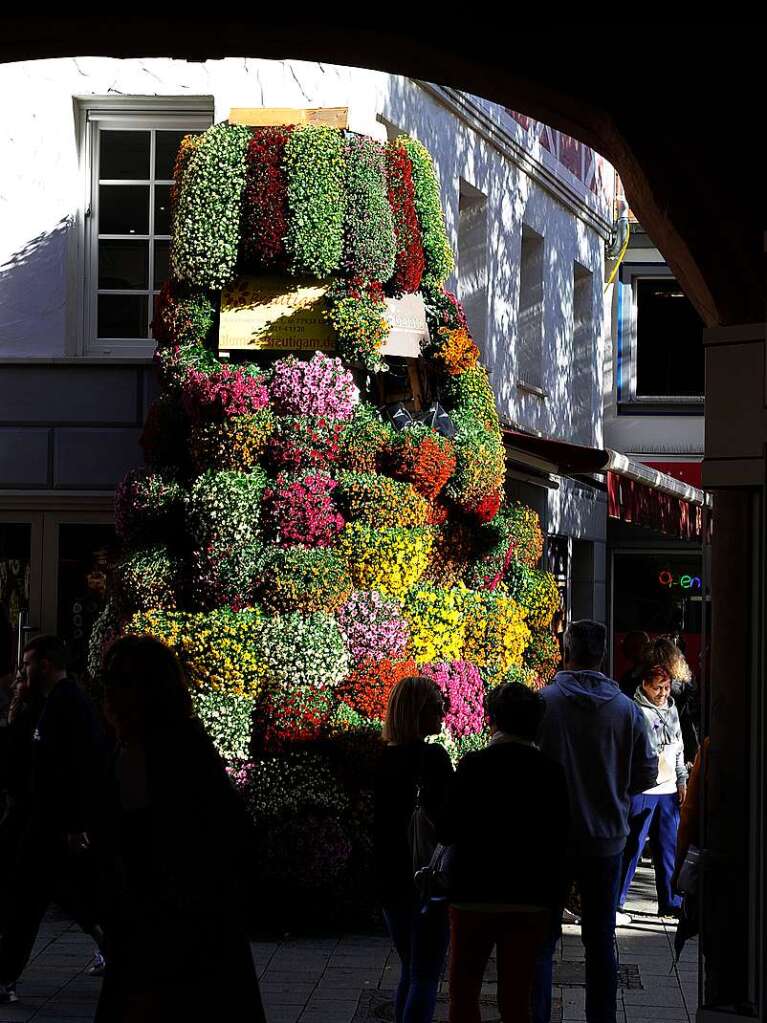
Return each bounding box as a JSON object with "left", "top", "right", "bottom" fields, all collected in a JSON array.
[{"left": 0, "top": 866, "right": 697, "bottom": 1022}]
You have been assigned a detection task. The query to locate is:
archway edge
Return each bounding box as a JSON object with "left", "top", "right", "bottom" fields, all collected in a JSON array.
[{"left": 0, "top": 18, "right": 760, "bottom": 327}]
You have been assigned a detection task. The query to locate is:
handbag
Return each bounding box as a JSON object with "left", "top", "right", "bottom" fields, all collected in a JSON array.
[
  {"left": 407, "top": 764, "right": 452, "bottom": 899},
  {"left": 676, "top": 844, "right": 700, "bottom": 895}
]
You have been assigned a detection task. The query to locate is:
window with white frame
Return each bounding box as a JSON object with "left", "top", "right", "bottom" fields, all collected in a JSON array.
[
  {"left": 572, "top": 262, "right": 594, "bottom": 443},
  {"left": 83, "top": 102, "right": 213, "bottom": 355},
  {"left": 618, "top": 265, "right": 704, "bottom": 406},
  {"left": 457, "top": 179, "right": 488, "bottom": 350},
  {"left": 516, "top": 225, "right": 545, "bottom": 393}
]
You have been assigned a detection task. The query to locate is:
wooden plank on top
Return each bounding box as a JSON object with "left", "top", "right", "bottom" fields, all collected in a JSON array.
[{"left": 228, "top": 107, "right": 348, "bottom": 128}]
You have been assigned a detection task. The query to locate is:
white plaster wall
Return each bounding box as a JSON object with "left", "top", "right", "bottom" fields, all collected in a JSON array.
[{"left": 0, "top": 56, "right": 609, "bottom": 451}]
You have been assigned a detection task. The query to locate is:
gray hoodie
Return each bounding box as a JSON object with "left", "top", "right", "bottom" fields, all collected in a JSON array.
[
  {"left": 633, "top": 688, "right": 688, "bottom": 795},
  {"left": 538, "top": 670, "right": 659, "bottom": 857}
]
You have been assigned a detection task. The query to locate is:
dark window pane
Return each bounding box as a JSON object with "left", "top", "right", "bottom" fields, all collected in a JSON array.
[
  {"left": 100, "top": 130, "right": 150, "bottom": 180},
  {"left": 154, "top": 185, "right": 172, "bottom": 235},
  {"left": 635, "top": 279, "right": 704, "bottom": 397},
  {"left": 99, "top": 185, "right": 149, "bottom": 235},
  {"left": 153, "top": 240, "right": 170, "bottom": 289},
  {"left": 98, "top": 294, "right": 148, "bottom": 338},
  {"left": 98, "top": 240, "right": 148, "bottom": 290},
  {"left": 0, "top": 523, "right": 31, "bottom": 674},
  {"left": 155, "top": 130, "right": 197, "bottom": 180}
]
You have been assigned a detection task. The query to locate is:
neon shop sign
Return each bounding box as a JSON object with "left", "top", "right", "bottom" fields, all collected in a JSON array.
[{"left": 658, "top": 569, "right": 702, "bottom": 591}]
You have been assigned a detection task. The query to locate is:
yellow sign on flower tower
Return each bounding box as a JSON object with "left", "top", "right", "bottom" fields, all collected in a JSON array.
[{"left": 219, "top": 275, "right": 337, "bottom": 352}]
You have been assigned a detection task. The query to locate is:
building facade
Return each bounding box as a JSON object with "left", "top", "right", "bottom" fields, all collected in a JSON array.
[{"left": 0, "top": 56, "right": 614, "bottom": 663}]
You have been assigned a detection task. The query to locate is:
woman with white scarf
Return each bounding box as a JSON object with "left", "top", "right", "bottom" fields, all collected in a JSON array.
[{"left": 616, "top": 665, "right": 688, "bottom": 923}]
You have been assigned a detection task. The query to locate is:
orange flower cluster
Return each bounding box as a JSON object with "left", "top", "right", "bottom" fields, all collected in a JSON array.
[
  {"left": 388, "top": 428, "right": 457, "bottom": 502},
  {"left": 337, "top": 657, "right": 419, "bottom": 720},
  {"left": 434, "top": 327, "right": 480, "bottom": 376}
]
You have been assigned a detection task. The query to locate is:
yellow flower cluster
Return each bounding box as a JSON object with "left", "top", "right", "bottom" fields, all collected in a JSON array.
[
  {"left": 525, "top": 570, "right": 561, "bottom": 628},
  {"left": 339, "top": 523, "right": 433, "bottom": 598},
  {"left": 127, "top": 607, "right": 267, "bottom": 698},
  {"left": 402, "top": 585, "right": 465, "bottom": 665},
  {"left": 461, "top": 590, "right": 531, "bottom": 683},
  {"left": 337, "top": 472, "right": 430, "bottom": 529}
]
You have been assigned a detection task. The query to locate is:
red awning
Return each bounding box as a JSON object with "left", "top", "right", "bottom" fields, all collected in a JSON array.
[{"left": 502, "top": 428, "right": 709, "bottom": 541}]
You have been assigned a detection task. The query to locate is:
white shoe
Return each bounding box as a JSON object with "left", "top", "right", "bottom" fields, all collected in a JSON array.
[
  {"left": 615, "top": 911, "right": 632, "bottom": 926},
  {"left": 562, "top": 907, "right": 581, "bottom": 924}
]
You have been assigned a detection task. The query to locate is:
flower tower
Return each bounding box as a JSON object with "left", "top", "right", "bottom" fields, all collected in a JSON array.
[{"left": 93, "top": 112, "right": 562, "bottom": 926}]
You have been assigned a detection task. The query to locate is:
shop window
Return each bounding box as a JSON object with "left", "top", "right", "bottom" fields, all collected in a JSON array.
[
  {"left": 458, "top": 180, "right": 488, "bottom": 349},
  {"left": 83, "top": 102, "right": 213, "bottom": 356},
  {"left": 620, "top": 272, "right": 704, "bottom": 404},
  {"left": 517, "top": 225, "right": 545, "bottom": 393},
  {"left": 0, "top": 523, "right": 31, "bottom": 675},
  {"left": 612, "top": 550, "right": 706, "bottom": 680}
]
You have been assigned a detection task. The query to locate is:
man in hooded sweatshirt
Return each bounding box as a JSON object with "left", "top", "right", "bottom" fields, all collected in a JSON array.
[{"left": 532, "top": 620, "right": 658, "bottom": 1023}]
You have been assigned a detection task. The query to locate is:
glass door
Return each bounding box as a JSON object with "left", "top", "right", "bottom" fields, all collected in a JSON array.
[{"left": 0, "top": 514, "right": 43, "bottom": 675}]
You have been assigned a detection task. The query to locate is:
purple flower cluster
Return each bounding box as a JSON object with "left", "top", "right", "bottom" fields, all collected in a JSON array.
[
  {"left": 337, "top": 590, "right": 409, "bottom": 663},
  {"left": 420, "top": 660, "right": 485, "bottom": 738},
  {"left": 269, "top": 352, "right": 359, "bottom": 421}
]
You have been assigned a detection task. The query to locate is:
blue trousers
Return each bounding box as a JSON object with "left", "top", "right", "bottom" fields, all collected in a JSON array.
[
  {"left": 533, "top": 853, "right": 622, "bottom": 1023},
  {"left": 382, "top": 898, "right": 449, "bottom": 1023},
  {"left": 619, "top": 792, "right": 681, "bottom": 912}
]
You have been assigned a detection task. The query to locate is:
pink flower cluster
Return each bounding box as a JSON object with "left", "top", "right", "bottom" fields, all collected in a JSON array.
[
  {"left": 420, "top": 660, "right": 485, "bottom": 738},
  {"left": 269, "top": 352, "right": 359, "bottom": 421},
  {"left": 262, "top": 472, "right": 345, "bottom": 548},
  {"left": 181, "top": 366, "right": 269, "bottom": 421},
  {"left": 337, "top": 590, "right": 410, "bottom": 663}
]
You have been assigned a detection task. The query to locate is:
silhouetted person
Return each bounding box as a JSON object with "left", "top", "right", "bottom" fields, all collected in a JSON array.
[
  {"left": 618, "top": 631, "right": 649, "bottom": 698},
  {"left": 374, "top": 676, "right": 453, "bottom": 1023},
  {"left": 533, "top": 620, "right": 658, "bottom": 1023},
  {"left": 94, "top": 635, "right": 265, "bottom": 1023},
  {"left": 617, "top": 666, "right": 688, "bottom": 921},
  {"left": 0, "top": 635, "right": 106, "bottom": 1005},
  {"left": 443, "top": 682, "right": 569, "bottom": 1023}
]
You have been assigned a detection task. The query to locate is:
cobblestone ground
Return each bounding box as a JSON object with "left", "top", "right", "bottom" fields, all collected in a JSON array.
[{"left": 0, "top": 866, "right": 697, "bottom": 1022}]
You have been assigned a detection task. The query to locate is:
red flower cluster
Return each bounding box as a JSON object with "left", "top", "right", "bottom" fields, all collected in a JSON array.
[
  {"left": 241, "top": 126, "right": 293, "bottom": 269},
  {"left": 388, "top": 431, "right": 457, "bottom": 502},
  {"left": 385, "top": 143, "right": 425, "bottom": 294},
  {"left": 337, "top": 657, "right": 420, "bottom": 721},
  {"left": 267, "top": 417, "right": 344, "bottom": 471},
  {"left": 181, "top": 366, "right": 269, "bottom": 422},
  {"left": 253, "top": 685, "right": 334, "bottom": 752},
  {"left": 467, "top": 491, "right": 501, "bottom": 525},
  {"left": 262, "top": 472, "right": 345, "bottom": 548}
]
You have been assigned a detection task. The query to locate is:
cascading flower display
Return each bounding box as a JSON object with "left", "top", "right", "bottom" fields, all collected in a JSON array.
[
  {"left": 337, "top": 590, "right": 410, "bottom": 664},
  {"left": 386, "top": 424, "right": 457, "bottom": 501},
  {"left": 262, "top": 472, "right": 344, "bottom": 548},
  {"left": 396, "top": 135, "right": 454, "bottom": 286},
  {"left": 402, "top": 585, "right": 466, "bottom": 665},
  {"left": 384, "top": 141, "right": 425, "bottom": 295},
  {"left": 258, "top": 547, "right": 352, "bottom": 614},
  {"left": 339, "top": 522, "right": 433, "bottom": 598},
  {"left": 342, "top": 135, "right": 396, "bottom": 284},
  {"left": 284, "top": 124, "right": 347, "bottom": 277},
  {"left": 106, "top": 121, "right": 571, "bottom": 929},
  {"left": 335, "top": 471, "right": 430, "bottom": 529},
  {"left": 337, "top": 657, "right": 420, "bottom": 721},
  {"left": 420, "top": 660, "right": 485, "bottom": 739},
  {"left": 170, "top": 122, "right": 251, "bottom": 289},
  {"left": 269, "top": 352, "right": 358, "bottom": 421},
  {"left": 241, "top": 125, "right": 293, "bottom": 269},
  {"left": 181, "top": 365, "right": 270, "bottom": 422}
]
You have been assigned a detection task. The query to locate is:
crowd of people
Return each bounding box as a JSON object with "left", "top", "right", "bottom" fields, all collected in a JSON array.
[
  {"left": 0, "top": 618, "right": 701, "bottom": 1023},
  {"left": 375, "top": 621, "right": 702, "bottom": 1023}
]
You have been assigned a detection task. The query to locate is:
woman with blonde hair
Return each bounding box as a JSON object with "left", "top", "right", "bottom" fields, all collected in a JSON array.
[
  {"left": 646, "top": 636, "right": 699, "bottom": 766},
  {"left": 374, "top": 676, "right": 453, "bottom": 1023}
]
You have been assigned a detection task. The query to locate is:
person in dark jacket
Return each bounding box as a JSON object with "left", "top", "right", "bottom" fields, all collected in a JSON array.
[
  {"left": 0, "top": 635, "right": 106, "bottom": 1005},
  {"left": 442, "top": 682, "right": 569, "bottom": 1023},
  {"left": 94, "top": 634, "right": 265, "bottom": 1023},
  {"left": 374, "top": 675, "right": 453, "bottom": 1023},
  {"left": 533, "top": 620, "right": 658, "bottom": 1023},
  {"left": 618, "top": 631, "right": 650, "bottom": 698}
]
